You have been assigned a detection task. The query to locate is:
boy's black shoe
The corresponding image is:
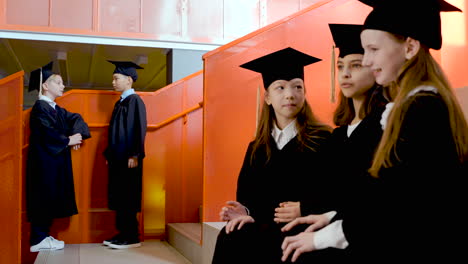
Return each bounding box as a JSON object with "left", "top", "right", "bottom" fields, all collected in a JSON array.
[
  {"left": 108, "top": 238, "right": 141, "bottom": 249},
  {"left": 103, "top": 234, "right": 121, "bottom": 246}
]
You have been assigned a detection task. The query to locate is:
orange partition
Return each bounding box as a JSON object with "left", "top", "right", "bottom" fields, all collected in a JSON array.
[
  {"left": 0, "top": 71, "right": 23, "bottom": 264},
  {"left": 441, "top": 0, "right": 468, "bottom": 89},
  {"left": 202, "top": 0, "right": 373, "bottom": 222},
  {"left": 17, "top": 70, "right": 203, "bottom": 261}
]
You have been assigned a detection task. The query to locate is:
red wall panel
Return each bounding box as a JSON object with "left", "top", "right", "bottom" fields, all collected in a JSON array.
[
  {"left": 6, "top": 0, "right": 49, "bottom": 26},
  {"left": 142, "top": 0, "right": 181, "bottom": 36},
  {"left": 99, "top": 0, "right": 141, "bottom": 32},
  {"left": 51, "top": 0, "right": 93, "bottom": 29}
]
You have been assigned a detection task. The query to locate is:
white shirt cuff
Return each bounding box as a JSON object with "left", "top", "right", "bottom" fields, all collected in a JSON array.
[
  {"left": 313, "top": 220, "right": 349, "bottom": 250},
  {"left": 324, "top": 211, "right": 337, "bottom": 221}
]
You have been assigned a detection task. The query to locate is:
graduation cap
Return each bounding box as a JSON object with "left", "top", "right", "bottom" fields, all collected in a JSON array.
[
  {"left": 107, "top": 60, "right": 144, "bottom": 82},
  {"left": 28, "top": 61, "right": 54, "bottom": 92},
  {"left": 328, "top": 24, "right": 366, "bottom": 103},
  {"left": 239, "top": 47, "right": 321, "bottom": 89},
  {"left": 329, "top": 24, "right": 364, "bottom": 58},
  {"left": 359, "top": 0, "right": 462, "bottom": 50}
]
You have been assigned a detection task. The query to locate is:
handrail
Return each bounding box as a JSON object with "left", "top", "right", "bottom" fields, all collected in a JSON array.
[
  {"left": 0, "top": 71, "right": 24, "bottom": 85},
  {"left": 20, "top": 102, "right": 203, "bottom": 149},
  {"left": 85, "top": 102, "right": 203, "bottom": 130},
  {"left": 147, "top": 102, "right": 203, "bottom": 130},
  {"left": 0, "top": 152, "right": 14, "bottom": 162}
]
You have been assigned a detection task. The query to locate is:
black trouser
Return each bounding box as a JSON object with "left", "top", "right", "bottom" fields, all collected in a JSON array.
[
  {"left": 30, "top": 217, "right": 53, "bottom": 246},
  {"left": 116, "top": 210, "right": 139, "bottom": 241}
]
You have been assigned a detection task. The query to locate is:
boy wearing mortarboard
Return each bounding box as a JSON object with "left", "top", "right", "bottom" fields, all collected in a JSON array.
[
  {"left": 103, "top": 60, "right": 147, "bottom": 249},
  {"left": 26, "top": 61, "right": 91, "bottom": 252}
]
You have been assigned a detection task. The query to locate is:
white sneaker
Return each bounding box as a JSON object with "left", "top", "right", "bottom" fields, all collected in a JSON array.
[
  {"left": 30, "top": 237, "right": 65, "bottom": 252},
  {"left": 49, "top": 236, "right": 65, "bottom": 246}
]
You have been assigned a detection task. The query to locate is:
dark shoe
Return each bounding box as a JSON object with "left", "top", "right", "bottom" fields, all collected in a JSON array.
[
  {"left": 103, "top": 234, "right": 121, "bottom": 246},
  {"left": 108, "top": 238, "right": 141, "bottom": 249}
]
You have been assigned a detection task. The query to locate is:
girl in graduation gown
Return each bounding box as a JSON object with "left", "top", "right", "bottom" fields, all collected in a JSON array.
[
  {"left": 281, "top": 23, "right": 388, "bottom": 263},
  {"left": 212, "top": 47, "right": 332, "bottom": 264},
  {"left": 283, "top": 0, "right": 468, "bottom": 262},
  {"left": 26, "top": 62, "right": 91, "bottom": 252}
]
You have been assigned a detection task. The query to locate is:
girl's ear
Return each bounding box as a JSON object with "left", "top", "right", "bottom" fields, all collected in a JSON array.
[
  {"left": 404, "top": 37, "right": 420, "bottom": 60},
  {"left": 264, "top": 91, "right": 271, "bottom": 105}
]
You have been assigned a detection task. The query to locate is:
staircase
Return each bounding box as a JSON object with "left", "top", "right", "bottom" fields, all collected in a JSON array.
[{"left": 167, "top": 222, "right": 226, "bottom": 264}]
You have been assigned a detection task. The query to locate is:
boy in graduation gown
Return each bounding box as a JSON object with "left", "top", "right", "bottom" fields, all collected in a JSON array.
[
  {"left": 103, "top": 60, "right": 147, "bottom": 249},
  {"left": 26, "top": 61, "right": 91, "bottom": 252}
]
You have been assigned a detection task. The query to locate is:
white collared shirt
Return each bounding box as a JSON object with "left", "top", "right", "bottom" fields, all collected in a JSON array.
[
  {"left": 39, "top": 95, "right": 56, "bottom": 109},
  {"left": 271, "top": 120, "right": 298, "bottom": 150},
  {"left": 380, "top": 85, "right": 438, "bottom": 130},
  {"left": 120, "top": 88, "right": 135, "bottom": 102},
  {"left": 347, "top": 120, "right": 361, "bottom": 137}
]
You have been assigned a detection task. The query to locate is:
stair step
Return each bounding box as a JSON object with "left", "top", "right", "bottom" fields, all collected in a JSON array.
[
  {"left": 167, "top": 222, "right": 226, "bottom": 264},
  {"left": 167, "top": 223, "right": 202, "bottom": 243}
]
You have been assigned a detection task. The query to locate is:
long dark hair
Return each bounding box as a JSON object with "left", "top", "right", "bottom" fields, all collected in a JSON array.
[
  {"left": 333, "top": 84, "right": 387, "bottom": 126},
  {"left": 250, "top": 91, "right": 331, "bottom": 164}
]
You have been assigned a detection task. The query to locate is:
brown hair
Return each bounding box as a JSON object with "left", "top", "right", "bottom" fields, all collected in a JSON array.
[
  {"left": 250, "top": 89, "right": 331, "bottom": 164},
  {"left": 369, "top": 42, "right": 468, "bottom": 177},
  {"left": 333, "top": 84, "right": 387, "bottom": 126}
]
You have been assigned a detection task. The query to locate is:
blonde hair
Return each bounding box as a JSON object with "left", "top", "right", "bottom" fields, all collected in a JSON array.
[
  {"left": 39, "top": 74, "right": 59, "bottom": 97},
  {"left": 369, "top": 45, "right": 468, "bottom": 177},
  {"left": 250, "top": 87, "right": 331, "bottom": 164}
]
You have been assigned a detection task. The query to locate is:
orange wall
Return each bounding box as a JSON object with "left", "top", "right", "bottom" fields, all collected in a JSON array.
[
  {"left": 441, "top": 0, "right": 468, "bottom": 88},
  {"left": 0, "top": 71, "right": 23, "bottom": 264}
]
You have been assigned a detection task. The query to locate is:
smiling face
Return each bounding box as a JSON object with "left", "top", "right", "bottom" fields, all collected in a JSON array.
[
  {"left": 337, "top": 53, "right": 375, "bottom": 100},
  {"left": 264, "top": 78, "right": 305, "bottom": 129},
  {"left": 361, "top": 29, "right": 407, "bottom": 86},
  {"left": 42, "top": 74, "right": 65, "bottom": 100}
]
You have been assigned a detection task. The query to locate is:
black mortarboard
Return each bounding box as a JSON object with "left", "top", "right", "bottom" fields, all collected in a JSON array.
[
  {"left": 360, "top": 0, "right": 462, "bottom": 50},
  {"left": 329, "top": 24, "right": 364, "bottom": 58},
  {"left": 28, "top": 61, "right": 54, "bottom": 92},
  {"left": 239, "top": 47, "right": 321, "bottom": 89},
  {"left": 107, "top": 60, "right": 144, "bottom": 82}
]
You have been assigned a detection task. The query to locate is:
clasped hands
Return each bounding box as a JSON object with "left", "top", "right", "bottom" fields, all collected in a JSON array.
[{"left": 219, "top": 200, "right": 331, "bottom": 262}]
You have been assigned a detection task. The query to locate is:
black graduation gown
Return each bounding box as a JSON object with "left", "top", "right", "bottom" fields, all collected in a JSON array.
[
  {"left": 292, "top": 107, "right": 385, "bottom": 263},
  {"left": 26, "top": 100, "right": 91, "bottom": 223},
  {"left": 212, "top": 130, "right": 331, "bottom": 264},
  {"left": 368, "top": 92, "right": 466, "bottom": 262},
  {"left": 104, "top": 93, "right": 147, "bottom": 212}
]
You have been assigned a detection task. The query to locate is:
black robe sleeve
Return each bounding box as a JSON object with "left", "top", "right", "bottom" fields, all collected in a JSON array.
[
  {"left": 105, "top": 94, "right": 147, "bottom": 162},
  {"left": 236, "top": 142, "right": 258, "bottom": 217},
  {"left": 126, "top": 95, "right": 147, "bottom": 159},
  {"left": 30, "top": 102, "right": 70, "bottom": 156},
  {"left": 344, "top": 92, "right": 464, "bottom": 259},
  {"left": 65, "top": 110, "right": 91, "bottom": 139}
]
